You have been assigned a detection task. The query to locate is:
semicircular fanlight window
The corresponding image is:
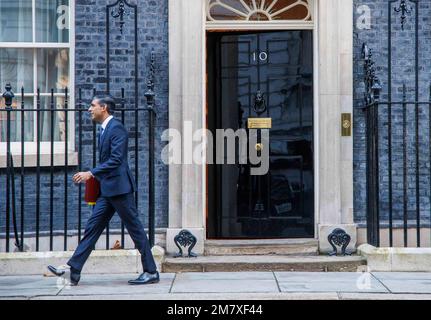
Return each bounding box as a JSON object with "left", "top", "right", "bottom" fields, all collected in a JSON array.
[{"left": 207, "top": 0, "right": 312, "bottom": 22}]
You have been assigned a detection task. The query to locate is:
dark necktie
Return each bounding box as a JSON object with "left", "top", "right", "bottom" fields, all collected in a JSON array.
[{"left": 99, "top": 127, "right": 104, "bottom": 146}]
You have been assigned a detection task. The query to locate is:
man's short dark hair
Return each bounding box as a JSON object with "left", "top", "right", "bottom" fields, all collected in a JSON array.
[{"left": 92, "top": 94, "right": 116, "bottom": 115}]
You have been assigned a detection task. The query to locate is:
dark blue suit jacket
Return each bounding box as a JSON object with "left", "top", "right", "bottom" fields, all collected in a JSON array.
[{"left": 90, "top": 117, "right": 136, "bottom": 197}]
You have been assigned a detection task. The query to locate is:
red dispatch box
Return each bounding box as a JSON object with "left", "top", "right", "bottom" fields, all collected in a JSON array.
[{"left": 85, "top": 177, "right": 100, "bottom": 205}]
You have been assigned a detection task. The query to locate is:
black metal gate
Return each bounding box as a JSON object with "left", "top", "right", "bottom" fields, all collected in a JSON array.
[
  {"left": 1, "top": 0, "right": 157, "bottom": 253},
  {"left": 363, "top": 0, "right": 431, "bottom": 247}
]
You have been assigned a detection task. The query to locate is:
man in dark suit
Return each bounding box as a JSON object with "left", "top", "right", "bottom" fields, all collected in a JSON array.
[{"left": 48, "top": 94, "right": 159, "bottom": 286}]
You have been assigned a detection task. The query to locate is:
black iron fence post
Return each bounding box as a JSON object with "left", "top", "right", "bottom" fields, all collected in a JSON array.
[
  {"left": 366, "top": 83, "right": 382, "bottom": 247},
  {"left": 145, "top": 51, "right": 156, "bottom": 248},
  {"left": 2, "top": 84, "right": 14, "bottom": 252},
  {"left": 363, "top": 44, "right": 382, "bottom": 247}
]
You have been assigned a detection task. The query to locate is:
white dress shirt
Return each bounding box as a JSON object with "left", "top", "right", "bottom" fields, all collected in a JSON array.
[{"left": 101, "top": 115, "right": 114, "bottom": 134}]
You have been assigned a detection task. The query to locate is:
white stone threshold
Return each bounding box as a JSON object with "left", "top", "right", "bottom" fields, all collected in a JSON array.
[{"left": 358, "top": 244, "right": 431, "bottom": 272}]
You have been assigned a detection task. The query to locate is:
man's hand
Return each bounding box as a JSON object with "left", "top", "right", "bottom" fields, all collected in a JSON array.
[{"left": 73, "top": 171, "right": 93, "bottom": 184}]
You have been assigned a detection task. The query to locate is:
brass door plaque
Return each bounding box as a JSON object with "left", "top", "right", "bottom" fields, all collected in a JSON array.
[
  {"left": 341, "top": 113, "right": 352, "bottom": 137},
  {"left": 248, "top": 118, "right": 272, "bottom": 129}
]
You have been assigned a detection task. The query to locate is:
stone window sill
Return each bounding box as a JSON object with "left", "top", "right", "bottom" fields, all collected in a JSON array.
[{"left": 0, "top": 152, "right": 78, "bottom": 168}]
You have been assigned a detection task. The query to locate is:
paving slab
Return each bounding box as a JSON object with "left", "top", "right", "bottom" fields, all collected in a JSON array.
[
  {"left": 0, "top": 275, "right": 64, "bottom": 298},
  {"left": 57, "top": 273, "right": 175, "bottom": 296},
  {"left": 171, "top": 272, "right": 279, "bottom": 293},
  {"left": 275, "top": 272, "right": 389, "bottom": 293},
  {"left": 2, "top": 272, "right": 431, "bottom": 299},
  {"left": 339, "top": 292, "right": 431, "bottom": 300},
  {"left": 372, "top": 272, "right": 431, "bottom": 294},
  {"left": 0, "top": 288, "right": 62, "bottom": 298},
  {"left": 0, "top": 275, "right": 61, "bottom": 289},
  {"left": 173, "top": 272, "right": 275, "bottom": 280},
  {"left": 31, "top": 292, "right": 340, "bottom": 300},
  {"left": 372, "top": 272, "right": 431, "bottom": 280}
]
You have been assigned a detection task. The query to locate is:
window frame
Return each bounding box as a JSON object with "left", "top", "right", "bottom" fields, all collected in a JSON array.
[
  {"left": 0, "top": 0, "right": 76, "bottom": 165},
  {"left": 206, "top": 0, "right": 315, "bottom": 30}
]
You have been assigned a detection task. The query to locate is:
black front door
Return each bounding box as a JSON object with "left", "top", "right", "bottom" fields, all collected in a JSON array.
[{"left": 207, "top": 30, "right": 314, "bottom": 239}]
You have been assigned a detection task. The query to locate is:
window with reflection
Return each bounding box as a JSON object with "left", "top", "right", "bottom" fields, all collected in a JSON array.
[{"left": 0, "top": 0, "right": 71, "bottom": 147}]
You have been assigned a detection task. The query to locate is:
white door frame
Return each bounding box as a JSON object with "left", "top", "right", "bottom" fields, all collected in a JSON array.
[
  {"left": 203, "top": 1, "right": 319, "bottom": 240},
  {"left": 166, "top": 0, "right": 355, "bottom": 255}
]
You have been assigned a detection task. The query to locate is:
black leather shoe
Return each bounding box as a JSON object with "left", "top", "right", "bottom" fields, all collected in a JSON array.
[
  {"left": 128, "top": 271, "right": 160, "bottom": 285},
  {"left": 47, "top": 265, "right": 80, "bottom": 286}
]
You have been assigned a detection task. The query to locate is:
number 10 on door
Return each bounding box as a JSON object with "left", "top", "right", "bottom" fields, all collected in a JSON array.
[{"left": 252, "top": 51, "right": 268, "bottom": 62}]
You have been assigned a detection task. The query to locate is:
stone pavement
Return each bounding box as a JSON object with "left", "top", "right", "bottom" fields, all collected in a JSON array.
[{"left": 1, "top": 272, "right": 431, "bottom": 300}]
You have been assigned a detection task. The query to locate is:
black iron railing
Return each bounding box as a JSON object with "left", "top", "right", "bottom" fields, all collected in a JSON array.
[
  {"left": 361, "top": 1, "right": 431, "bottom": 248},
  {"left": 1, "top": 0, "right": 158, "bottom": 253},
  {"left": 1, "top": 84, "right": 156, "bottom": 252},
  {"left": 362, "top": 44, "right": 431, "bottom": 248}
]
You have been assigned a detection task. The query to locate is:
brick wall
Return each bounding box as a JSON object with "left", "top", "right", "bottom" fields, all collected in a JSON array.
[
  {"left": 0, "top": 0, "right": 169, "bottom": 237},
  {"left": 353, "top": 0, "right": 431, "bottom": 226}
]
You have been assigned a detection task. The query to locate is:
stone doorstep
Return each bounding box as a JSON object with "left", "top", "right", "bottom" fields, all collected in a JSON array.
[
  {"left": 358, "top": 244, "right": 431, "bottom": 272},
  {"left": 162, "top": 255, "right": 366, "bottom": 273},
  {"left": 203, "top": 239, "right": 319, "bottom": 256},
  {"left": 0, "top": 246, "right": 165, "bottom": 276}
]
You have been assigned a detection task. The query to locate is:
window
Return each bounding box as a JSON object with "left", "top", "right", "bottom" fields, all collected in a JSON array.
[
  {"left": 0, "top": 0, "right": 75, "bottom": 164},
  {"left": 206, "top": 0, "right": 314, "bottom": 29}
]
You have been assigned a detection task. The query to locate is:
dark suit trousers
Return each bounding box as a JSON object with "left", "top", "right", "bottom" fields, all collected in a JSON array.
[{"left": 67, "top": 192, "right": 157, "bottom": 273}]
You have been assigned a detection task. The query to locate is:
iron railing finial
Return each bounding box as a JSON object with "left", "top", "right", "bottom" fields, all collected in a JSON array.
[{"left": 2, "top": 83, "right": 15, "bottom": 109}]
